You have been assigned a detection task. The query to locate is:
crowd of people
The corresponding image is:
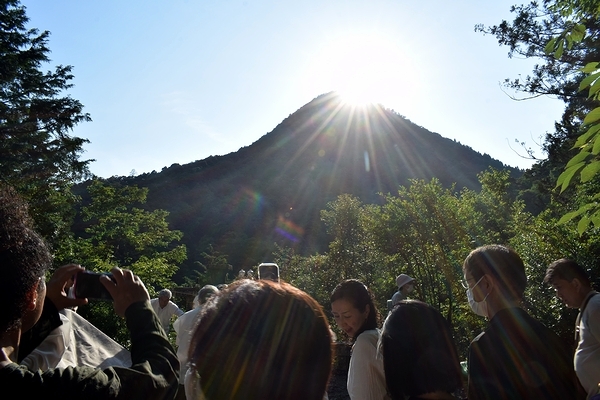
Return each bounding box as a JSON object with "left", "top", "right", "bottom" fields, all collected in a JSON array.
[{"left": 1, "top": 182, "right": 599, "bottom": 399}]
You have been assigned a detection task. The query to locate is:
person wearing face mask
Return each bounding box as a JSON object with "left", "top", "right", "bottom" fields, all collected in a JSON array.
[{"left": 463, "top": 245, "right": 583, "bottom": 400}]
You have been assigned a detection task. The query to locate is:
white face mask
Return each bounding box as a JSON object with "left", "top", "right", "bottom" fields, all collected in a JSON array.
[{"left": 466, "top": 276, "right": 489, "bottom": 318}]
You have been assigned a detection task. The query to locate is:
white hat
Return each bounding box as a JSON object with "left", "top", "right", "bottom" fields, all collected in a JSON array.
[{"left": 396, "top": 274, "right": 414, "bottom": 288}]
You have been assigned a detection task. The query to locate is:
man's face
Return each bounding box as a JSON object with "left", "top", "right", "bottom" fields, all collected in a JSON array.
[
  {"left": 551, "top": 278, "right": 583, "bottom": 308},
  {"left": 158, "top": 295, "right": 169, "bottom": 308}
]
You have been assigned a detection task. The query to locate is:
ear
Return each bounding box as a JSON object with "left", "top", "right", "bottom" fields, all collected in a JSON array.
[
  {"left": 482, "top": 274, "right": 494, "bottom": 292},
  {"left": 572, "top": 278, "right": 583, "bottom": 291},
  {"left": 24, "top": 281, "right": 40, "bottom": 311},
  {"left": 364, "top": 303, "right": 371, "bottom": 318}
]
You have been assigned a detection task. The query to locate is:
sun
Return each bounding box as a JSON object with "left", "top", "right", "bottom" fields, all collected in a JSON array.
[{"left": 301, "top": 30, "right": 415, "bottom": 108}]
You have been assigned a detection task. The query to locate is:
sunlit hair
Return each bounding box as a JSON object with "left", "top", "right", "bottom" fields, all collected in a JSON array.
[
  {"left": 381, "top": 300, "right": 463, "bottom": 398},
  {"left": 544, "top": 258, "right": 591, "bottom": 287},
  {"left": 463, "top": 244, "right": 527, "bottom": 302},
  {"left": 0, "top": 185, "right": 51, "bottom": 333},
  {"left": 330, "top": 279, "right": 379, "bottom": 339},
  {"left": 187, "top": 279, "right": 333, "bottom": 400},
  {"left": 197, "top": 284, "right": 219, "bottom": 305}
]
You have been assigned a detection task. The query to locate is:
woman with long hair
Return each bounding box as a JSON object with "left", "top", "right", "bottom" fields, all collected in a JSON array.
[{"left": 331, "top": 279, "right": 389, "bottom": 399}]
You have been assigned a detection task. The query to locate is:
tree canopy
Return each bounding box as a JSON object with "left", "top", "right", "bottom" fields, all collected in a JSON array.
[{"left": 0, "top": 0, "right": 91, "bottom": 244}]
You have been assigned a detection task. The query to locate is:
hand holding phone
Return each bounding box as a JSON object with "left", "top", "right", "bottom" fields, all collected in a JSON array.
[
  {"left": 74, "top": 271, "right": 115, "bottom": 301},
  {"left": 46, "top": 264, "right": 89, "bottom": 310}
]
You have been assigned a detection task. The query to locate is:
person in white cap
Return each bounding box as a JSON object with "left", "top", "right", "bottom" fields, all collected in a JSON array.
[{"left": 390, "top": 274, "right": 415, "bottom": 308}]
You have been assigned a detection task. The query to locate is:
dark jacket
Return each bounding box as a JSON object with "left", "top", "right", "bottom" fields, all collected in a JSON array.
[{"left": 468, "top": 307, "right": 583, "bottom": 400}]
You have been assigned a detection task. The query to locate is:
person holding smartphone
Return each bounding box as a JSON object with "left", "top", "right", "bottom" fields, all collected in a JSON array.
[{"left": 0, "top": 185, "right": 179, "bottom": 399}]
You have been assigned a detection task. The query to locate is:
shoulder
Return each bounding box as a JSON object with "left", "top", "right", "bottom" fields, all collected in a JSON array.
[
  {"left": 178, "top": 307, "right": 200, "bottom": 322},
  {"left": 354, "top": 329, "right": 379, "bottom": 349},
  {"left": 586, "top": 292, "right": 600, "bottom": 309}
]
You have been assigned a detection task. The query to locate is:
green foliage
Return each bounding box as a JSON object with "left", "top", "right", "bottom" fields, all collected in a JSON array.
[
  {"left": 60, "top": 180, "right": 186, "bottom": 293},
  {"left": 55, "top": 180, "right": 187, "bottom": 345},
  {"left": 194, "top": 244, "right": 233, "bottom": 286},
  {"left": 0, "top": 0, "right": 91, "bottom": 245},
  {"left": 281, "top": 171, "right": 527, "bottom": 357}
]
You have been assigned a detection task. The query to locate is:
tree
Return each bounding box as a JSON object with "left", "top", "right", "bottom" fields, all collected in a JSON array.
[
  {"left": 0, "top": 0, "right": 91, "bottom": 244},
  {"left": 56, "top": 180, "right": 187, "bottom": 345},
  {"left": 544, "top": 0, "right": 600, "bottom": 233}
]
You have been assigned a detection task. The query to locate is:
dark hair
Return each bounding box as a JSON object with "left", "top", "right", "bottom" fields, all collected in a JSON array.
[
  {"left": 188, "top": 279, "right": 333, "bottom": 400},
  {"left": 0, "top": 185, "right": 51, "bottom": 332},
  {"left": 330, "top": 279, "right": 379, "bottom": 339},
  {"left": 544, "top": 258, "right": 591, "bottom": 287},
  {"left": 381, "top": 300, "right": 463, "bottom": 398},
  {"left": 463, "top": 244, "right": 527, "bottom": 302}
]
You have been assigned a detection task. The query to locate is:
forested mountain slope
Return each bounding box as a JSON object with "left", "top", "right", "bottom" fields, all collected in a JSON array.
[{"left": 98, "top": 92, "right": 519, "bottom": 278}]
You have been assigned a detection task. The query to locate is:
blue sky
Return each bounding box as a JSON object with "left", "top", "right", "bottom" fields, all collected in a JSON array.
[{"left": 23, "top": 0, "right": 565, "bottom": 178}]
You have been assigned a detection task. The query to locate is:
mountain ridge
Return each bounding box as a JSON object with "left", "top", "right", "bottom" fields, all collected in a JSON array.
[{"left": 99, "top": 92, "right": 519, "bottom": 278}]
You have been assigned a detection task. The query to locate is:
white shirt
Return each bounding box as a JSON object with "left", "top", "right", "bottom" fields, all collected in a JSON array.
[
  {"left": 575, "top": 291, "right": 600, "bottom": 398},
  {"left": 150, "top": 298, "right": 184, "bottom": 333},
  {"left": 21, "top": 308, "right": 131, "bottom": 370},
  {"left": 173, "top": 306, "right": 202, "bottom": 383},
  {"left": 347, "top": 329, "right": 390, "bottom": 400}
]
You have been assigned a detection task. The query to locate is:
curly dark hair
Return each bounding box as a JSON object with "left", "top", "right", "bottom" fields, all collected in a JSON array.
[
  {"left": 0, "top": 185, "right": 51, "bottom": 333},
  {"left": 188, "top": 279, "right": 333, "bottom": 400}
]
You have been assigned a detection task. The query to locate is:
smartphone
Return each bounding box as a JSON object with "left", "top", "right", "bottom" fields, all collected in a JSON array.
[
  {"left": 258, "top": 263, "right": 280, "bottom": 283},
  {"left": 74, "top": 271, "right": 114, "bottom": 301}
]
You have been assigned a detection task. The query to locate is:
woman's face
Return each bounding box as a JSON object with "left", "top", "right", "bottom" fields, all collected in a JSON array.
[{"left": 331, "top": 298, "right": 369, "bottom": 339}]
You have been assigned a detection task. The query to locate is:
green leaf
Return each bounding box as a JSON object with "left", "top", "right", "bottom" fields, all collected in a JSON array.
[
  {"left": 593, "top": 135, "right": 600, "bottom": 155},
  {"left": 582, "top": 62, "right": 600, "bottom": 73},
  {"left": 584, "top": 107, "right": 600, "bottom": 125},
  {"left": 566, "top": 151, "right": 591, "bottom": 167},
  {"left": 545, "top": 37, "right": 557, "bottom": 55},
  {"left": 590, "top": 81, "right": 600, "bottom": 98},
  {"left": 579, "top": 71, "right": 600, "bottom": 91},
  {"left": 580, "top": 161, "right": 600, "bottom": 182},
  {"left": 591, "top": 210, "right": 600, "bottom": 228},
  {"left": 574, "top": 125, "right": 600, "bottom": 148},
  {"left": 571, "top": 23, "right": 586, "bottom": 42},
  {"left": 557, "top": 162, "right": 585, "bottom": 192},
  {"left": 578, "top": 215, "right": 591, "bottom": 235},
  {"left": 558, "top": 210, "right": 582, "bottom": 225},
  {"left": 554, "top": 40, "right": 564, "bottom": 59}
]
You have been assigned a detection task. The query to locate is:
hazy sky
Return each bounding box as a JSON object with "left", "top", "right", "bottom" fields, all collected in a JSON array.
[{"left": 23, "top": 0, "right": 564, "bottom": 178}]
